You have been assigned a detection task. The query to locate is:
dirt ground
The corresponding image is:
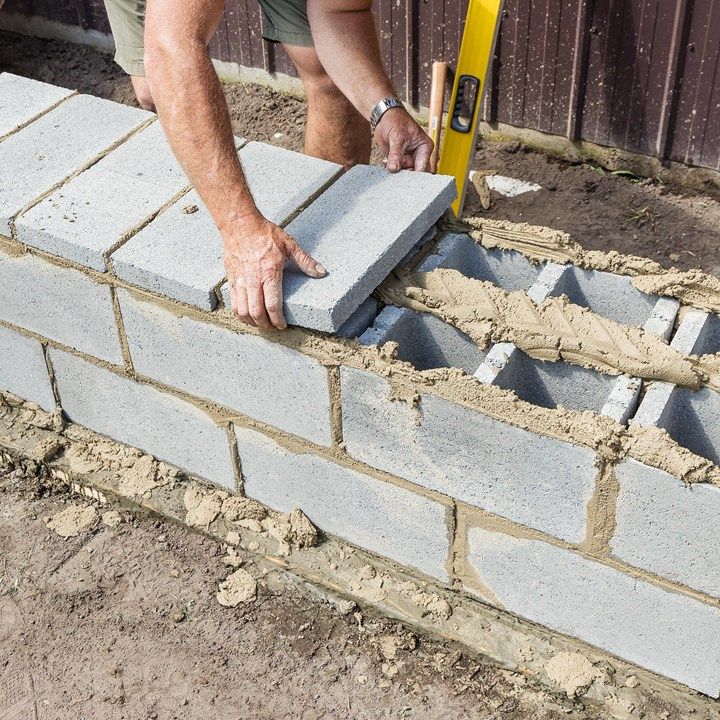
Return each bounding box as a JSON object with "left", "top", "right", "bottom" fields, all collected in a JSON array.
[
  {"left": 0, "top": 462, "right": 605, "bottom": 720},
  {"left": 2, "top": 30, "right": 719, "bottom": 276}
]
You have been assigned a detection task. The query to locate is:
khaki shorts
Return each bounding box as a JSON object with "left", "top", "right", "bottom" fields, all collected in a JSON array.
[{"left": 103, "top": 0, "right": 313, "bottom": 76}]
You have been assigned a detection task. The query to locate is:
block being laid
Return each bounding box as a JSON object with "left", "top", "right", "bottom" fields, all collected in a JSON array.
[
  {"left": 0, "top": 73, "right": 74, "bottom": 139},
  {"left": 282, "top": 166, "right": 456, "bottom": 331},
  {"left": 110, "top": 142, "right": 341, "bottom": 308},
  {"left": 16, "top": 122, "right": 194, "bottom": 271},
  {"left": 0, "top": 94, "right": 151, "bottom": 235}
]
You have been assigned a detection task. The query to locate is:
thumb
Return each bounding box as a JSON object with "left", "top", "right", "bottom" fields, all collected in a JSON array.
[
  {"left": 285, "top": 237, "right": 327, "bottom": 279},
  {"left": 386, "top": 133, "right": 407, "bottom": 173}
]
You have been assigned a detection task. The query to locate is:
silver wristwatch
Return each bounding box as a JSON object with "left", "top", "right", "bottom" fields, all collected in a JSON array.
[{"left": 369, "top": 96, "right": 403, "bottom": 134}]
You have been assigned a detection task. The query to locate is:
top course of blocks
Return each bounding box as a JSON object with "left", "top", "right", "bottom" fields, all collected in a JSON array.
[{"left": 2, "top": 74, "right": 457, "bottom": 333}]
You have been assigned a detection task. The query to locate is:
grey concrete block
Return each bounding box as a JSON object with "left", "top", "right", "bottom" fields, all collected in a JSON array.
[
  {"left": 425, "top": 233, "right": 542, "bottom": 291},
  {"left": 282, "top": 166, "right": 456, "bottom": 331},
  {"left": 118, "top": 290, "right": 332, "bottom": 445},
  {"left": 465, "top": 527, "right": 720, "bottom": 697},
  {"left": 110, "top": 142, "right": 341, "bottom": 309},
  {"left": 612, "top": 458, "right": 720, "bottom": 599},
  {"left": 488, "top": 345, "right": 628, "bottom": 416},
  {"left": 0, "top": 325, "right": 55, "bottom": 410},
  {"left": 359, "top": 306, "right": 487, "bottom": 373},
  {"left": 549, "top": 265, "right": 661, "bottom": 328},
  {"left": 1, "top": 94, "right": 150, "bottom": 234},
  {"left": 49, "top": 348, "right": 235, "bottom": 489},
  {"left": 236, "top": 426, "right": 450, "bottom": 581},
  {"left": 0, "top": 247, "right": 124, "bottom": 364},
  {"left": 335, "top": 297, "right": 379, "bottom": 339},
  {"left": 632, "top": 309, "right": 720, "bottom": 459},
  {"left": 0, "top": 73, "right": 74, "bottom": 139},
  {"left": 340, "top": 367, "right": 597, "bottom": 543},
  {"left": 16, "top": 122, "right": 191, "bottom": 270}
]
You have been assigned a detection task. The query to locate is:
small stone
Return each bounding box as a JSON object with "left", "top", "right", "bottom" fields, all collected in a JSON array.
[
  {"left": 181, "top": 204, "right": 199, "bottom": 214},
  {"left": 101, "top": 510, "right": 122, "bottom": 528}
]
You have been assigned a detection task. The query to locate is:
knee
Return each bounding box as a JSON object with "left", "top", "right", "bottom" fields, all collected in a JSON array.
[
  {"left": 131, "top": 75, "right": 156, "bottom": 112},
  {"left": 303, "top": 66, "right": 343, "bottom": 102}
]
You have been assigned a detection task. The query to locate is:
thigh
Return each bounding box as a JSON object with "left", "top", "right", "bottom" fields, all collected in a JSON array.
[{"left": 257, "top": 0, "right": 313, "bottom": 47}]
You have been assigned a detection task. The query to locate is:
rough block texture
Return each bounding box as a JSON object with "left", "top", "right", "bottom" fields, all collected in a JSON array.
[
  {"left": 340, "top": 367, "right": 597, "bottom": 543},
  {"left": 111, "top": 143, "right": 341, "bottom": 309},
  {"left": 16, "top": 122, "right": 190, "bottom": 270},
  {"left": 281, "top": 166, "right": 456, "bottom": 331},
  {"left": 0, "top": 247, "right": 124, "bottom": 364},
  {"left": 0, "top": 72, "right": 74, "bottom": 139},
  {"left": 118, "top": 290, "right": 332, "bottom": 445},
  {"left": 0, "top": 94, "right": 150, "bottom": 234},
  {"left": 236, "top": 426, "right": 450, "bottom": 581},
  {"left": 612, "top": 458, "right": 720, "bottom": 598},
  {"left": 49, "top": 348, "right": 235, "bottom": 489},
  {"left": 0, "top": 325, "right": 55, "bottom": 411},
  {"left": 465, "top": 526, "right": 720, "bottom": 697}
]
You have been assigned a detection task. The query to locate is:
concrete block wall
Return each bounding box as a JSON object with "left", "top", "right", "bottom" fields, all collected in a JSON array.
[{"left": 2, "top": 74, "right": 720, "bottom": 698}]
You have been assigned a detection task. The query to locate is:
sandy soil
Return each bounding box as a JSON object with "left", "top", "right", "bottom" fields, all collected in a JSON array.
[
  {"left": 1, "top": 30, "right": 719, "bottom": 276},
  {"left": 0, "top": 464, "right": 601, "bottom": 720}
]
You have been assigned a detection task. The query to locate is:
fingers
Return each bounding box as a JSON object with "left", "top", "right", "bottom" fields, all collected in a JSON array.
[
  {"left": 262, "top": 267, "right": 287, "bottom": 330},
  {"left": 386, "top": 134, "right": 408, "bottom": 173},
  {"left": 233, "top": 276, "right": 254, "bottom": 327},
  {"left": 285, "top": 237, "right": 327, "bottom": 278},
  {"left": 413, "top": 138, "right": 433, "bottom": 173},
  {"left": 245, "top": 272, "right": 272, "bottom": 330}
]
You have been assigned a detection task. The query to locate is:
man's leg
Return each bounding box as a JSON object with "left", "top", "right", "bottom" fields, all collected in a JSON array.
[
  {"left": 103, "top": 0, "right": 155, "bottom": 110},
  {"left": 130, "top": 76, "right": 155, "bottom": 111},
  {"left": 282, "top": 44, "right": 371, "bottom": 168}
]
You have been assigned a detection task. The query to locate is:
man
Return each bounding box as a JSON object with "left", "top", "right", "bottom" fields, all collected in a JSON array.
[{"left": 103, "top": 0, "right": 434, "bottom": 330}]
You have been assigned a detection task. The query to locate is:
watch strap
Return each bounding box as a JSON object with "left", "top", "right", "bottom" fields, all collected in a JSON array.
[{"left": 369, "top": 97, "right": 403, "bottom": 134}]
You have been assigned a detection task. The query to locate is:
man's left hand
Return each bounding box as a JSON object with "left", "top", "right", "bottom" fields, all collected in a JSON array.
[{"left": 374, "top": 107, "right": 436, "bottom": 173}]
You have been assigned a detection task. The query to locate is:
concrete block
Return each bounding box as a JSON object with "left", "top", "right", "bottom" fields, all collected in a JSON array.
[
  {"left": 487, "top": 344, "right": 632, "bottom": 417},
  {"left": 110, "top": 142, "right": 341, "bottom": 308},
  {"left": 612, "top": 458, "right": 720, "bottom": 599},
  {"left": 359, "top": 306, "right": 487, "bottom": 373},
  {"left": 549, "top": 265, "right": 662, "bottom": 328},
  {"left": 0, "top": 72, "right": 74, "bottom": 139},
  {"left": 235, "top": 426, "right": 450, "bottom": 581},
  {"left": 336, "top": 297, "right": 379, "bottom": 339},
  {"left": 465, "top": 526, "right": 720, "bottom": 697},
  {"left": 118, "top": 290, "right": 332, "bottom": 445},
  {"left": 424, "top": 233, "right": 542, "bottom": 292},
  {"left": 340, "top": 367, "right": 597, "bottom": 543},
  {"left": 1, "top": 94, "right": 150, "bottom": 234},
  {"left": 0, "top": 325, "right": 55, "bottom": 410},
  {"left": 0, "top": 247, "right": 124, "bottom": 364},
  {"left": 282, "top": 166, "right": 456, "bottom": 331},
  {"left": 16, "top": 122, "right": 191, "bottom": 270},
  {"left": 49, "top": 348, "right": 235, "bottom": 489}
]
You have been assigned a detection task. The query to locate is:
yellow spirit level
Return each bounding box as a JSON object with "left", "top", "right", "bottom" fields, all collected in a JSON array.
[{"left": 438, "top": 0, "right": 503, "bottom": 216}]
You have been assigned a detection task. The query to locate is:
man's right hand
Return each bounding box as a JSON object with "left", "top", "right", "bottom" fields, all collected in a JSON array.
[{"left": 223, "top": 214, "right": 327, "bottom": 331}]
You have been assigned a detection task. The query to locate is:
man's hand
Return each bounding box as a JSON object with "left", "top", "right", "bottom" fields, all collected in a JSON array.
[
  {"left": 373, "top": 108, "right": 436, "bottom": 174},
  {"left": 223, "top": 215, "right": 327, "bottom": 330}
]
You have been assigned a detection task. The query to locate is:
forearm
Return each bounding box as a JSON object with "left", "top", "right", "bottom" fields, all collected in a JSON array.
[
  {"left": 144, "top": 28, "right": 259, "bottom": 231},
  {"left": 307, "top": 0, "right": 394, "bottom": 118}
]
